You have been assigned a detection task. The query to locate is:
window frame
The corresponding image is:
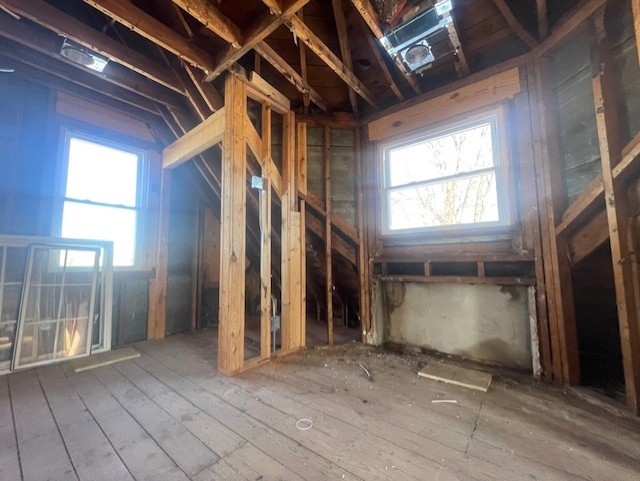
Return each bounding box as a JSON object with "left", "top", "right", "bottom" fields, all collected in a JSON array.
[
  {"left": 379, "top": 105, "right": 514, "bottom": 238},
  {"left": 53, "top": 128, "right": 149, "bottom": 270}
]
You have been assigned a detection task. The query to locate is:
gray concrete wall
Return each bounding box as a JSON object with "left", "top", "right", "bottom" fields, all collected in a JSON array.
[{"left": 381, "top": 282, "right": 533, "bottom": 370}]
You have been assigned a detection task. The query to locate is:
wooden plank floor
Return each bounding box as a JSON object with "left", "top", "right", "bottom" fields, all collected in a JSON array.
[{"left": 2, "top": 328, "right": 640, "bottom": 481}]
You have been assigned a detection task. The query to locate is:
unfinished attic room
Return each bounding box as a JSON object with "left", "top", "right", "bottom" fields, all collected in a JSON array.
[{"left": 3, "top": 0, "right": 640, "bottom": 479}]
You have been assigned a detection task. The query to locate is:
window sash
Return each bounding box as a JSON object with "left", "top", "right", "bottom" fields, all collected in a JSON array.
[
  {"left": 380, "top": 108, "right": 511, "bottom": 235},
  {"left": 55, "top": 129, "right": 148, "bottom": 269}
]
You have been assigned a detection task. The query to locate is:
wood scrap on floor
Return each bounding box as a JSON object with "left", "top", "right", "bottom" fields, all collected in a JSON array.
[
  {"left": 418, "top": 362, "right": 493, "bottom": 392},
  {"left": 69, "top": 347, "right": 140, "bottom": 373}
]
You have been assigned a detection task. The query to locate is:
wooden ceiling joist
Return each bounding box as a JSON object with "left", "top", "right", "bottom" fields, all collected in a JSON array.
[
  {"left": 254, "top": 41, "right": 329, "bottom": 112},
  {"left": 184, "top": 64, "right": 224, "bottom": 112},
  {"left": 0, "top": 40, "right": 160, "bottom": 115},
  {"left": 204, "top": 0, "right": 310, "bottom": 82},
  {"left": 0, "top": 13, "right": 183, "bottom": 108},
  {"left": 262, "top": 0, "right": 283, "bottom": 15},
  {"left": 332, "top": 0, "right": 359, "bottom": 115},
  {"left": 537, "top": 0, "right": 549, "bottom": 40},
  {"left": 491, "top": 0, "right": 539, "bottom": 48},
  {"left": 363, "top": 32, "right": 403, "bottom": 101},
  {"left": 443, "top": 11, "right": 470, "bottom": 77},
  {"left": 349, "top": 0, "right": 421, "bottom": 95},
  {"left": 81, "top": 0, "right": 217, "bottom": 75},
  {"left": 0, "top": 0, "right": 184, "bottom": 94},
  {"left": 169, "top": 0, "right": 242, "bottom": 47},
  {"left": 285, "top": 15, "right": 377, "bottom": 108},
  {"left": 255, "top": 42, "right": 329, "bottom": 112}
]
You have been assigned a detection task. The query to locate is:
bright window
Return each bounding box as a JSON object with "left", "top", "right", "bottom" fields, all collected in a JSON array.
[
  {"left": 57, "top": 133, "right": 145, "bottom": 267},
  {"left": 382, "top": 111, "right": 510, "bottom": 233}
]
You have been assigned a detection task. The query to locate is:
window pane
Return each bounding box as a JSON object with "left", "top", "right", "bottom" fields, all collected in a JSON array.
[
  {"left": 66, "top": 137, "right": 139, "bottom": 207},
  {"left": 388, "top": 172, "right": 499, "bottom": 230},
  {"left": 61, "top": 201, "right": 136, "bottom": 266},
  {"left": 388, "top": 123, "right": 494, "bottom": 187}
]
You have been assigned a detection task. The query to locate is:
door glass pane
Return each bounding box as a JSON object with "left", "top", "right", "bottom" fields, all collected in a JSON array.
[
  {"left": 14, "top": 247, "right": 98, "bottom": 369},
  {"left": 0, "top": 247, "right": 27, "bottom": 367}
]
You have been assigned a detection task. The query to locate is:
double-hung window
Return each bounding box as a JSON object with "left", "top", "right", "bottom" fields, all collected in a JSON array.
[
  {"left": 56, "top": 131, "right": 146, "bottom": 267},
  {"left": 382, "top": 109, "right": 511, "bottom": 234}
]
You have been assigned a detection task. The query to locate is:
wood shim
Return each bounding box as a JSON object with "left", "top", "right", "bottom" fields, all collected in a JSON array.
[
  {"left": 418, "top": 362, "right": 492, "bottom": 392},
  {"left": 367, "top": 67, "right": 521, "bottom": 141},
  {"left": 69, "top": 347, "right": 140, "bottom": 373}
]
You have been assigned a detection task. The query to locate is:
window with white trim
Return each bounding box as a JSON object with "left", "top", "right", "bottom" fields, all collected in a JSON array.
[
  {"left": 382, "top": 110, "right": 511, "bottom": 234},
  {"left": 56, "top": 131, "right": 146, "bottom": 267}
]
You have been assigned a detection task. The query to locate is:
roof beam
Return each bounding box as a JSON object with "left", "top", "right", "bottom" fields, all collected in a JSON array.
[
  {"left": 491, "top": 0, "right": 539, "bottom": 48},
  {"left": 205, "top": 0, "right": 310, "bottom": 82},
  {"left": 297, "top": 8, "right": 310, "bottom": 112},
  {"left": 285, "top": 15, "right": 377, "bottom": 107},
  {"left": 0, "top": 0, "right": 184, "bottom": 94},
  {"left": 0, "top": 12, "right": 183, "bottom": 108},
  {"left": 169, "top": 0, "right": 241, "bottom": 47},
  {"left": 443, "top": 11, "right": 470, "bottom": 77},
  {"left": 0, "top": 44, "right": 160, "bottom": 115},
  {"left": 349, "top": 0, "right": 421, "bottom": 94},
  {"left": 81, "top": 0, "right": 216, "bottom": 75},
  {"left": 262, "top": 0, "right": 283, "bottom": 15},
  {"left": 254, "top": 41, "right": 329, "bottom": 112},
  {"left": 332, "top": 0, "right": 358, "bottom": 115},
  {"left": 362, "top": 30, "right": 403, "bottom": 101},
  {"left": 184, "top": 64, "right": 224, "bottom": 112},
  {"left": 537, "top": 0, "right": 549, "bottom": 39}
]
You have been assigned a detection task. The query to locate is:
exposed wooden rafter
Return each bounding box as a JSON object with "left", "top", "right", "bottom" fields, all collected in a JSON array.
[
  {"left": 0, "top": 0, "right": 184, "bottom": 94},
  {"left": 81, "top": 0, "right": 216, "bottom": 75},
  {"left": 491, "top": 0, "right": 539, "bottom": 48},
  {"left": 297, "top": 8, "right": 310, "bottom": 112},
  {"left": 363, "top": 31, "right": 403, "bottom": 101},
  {"left": 204, "top": 0, "right": 310, "bottom": 82},
  {"left": 332, "top": 0, "right": 359, "bottom": 115},
  {"left": 443, "top": 10, "right": 470, "bottom": 77},
  {"left": 254, "top": 41, "right": 329, "bottom": 113},
  {"left": 286, "top": 15, "right": 377, "bottom": 108},
  {"left": 0, "top": 13, "right": 183, "bottom": 109},
  {"left": 169, "top": 0, "right": 242, "bottom": 47},
  {"left": 537, "top": 0, "right": 549, "bottom": 39},
  {"left": 262, "top": 0, "right": 283, "bottom": 15},
  {"left": 349, "top": 0, "right": 421, "bottom": 95}
]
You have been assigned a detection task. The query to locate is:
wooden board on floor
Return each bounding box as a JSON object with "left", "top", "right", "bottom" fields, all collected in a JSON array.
[
  {"left": 69, "top": 347, "right": 140, "bottom": 373},
  {"left": 418, "top": 362, "right": 493, "bottom": 392}
]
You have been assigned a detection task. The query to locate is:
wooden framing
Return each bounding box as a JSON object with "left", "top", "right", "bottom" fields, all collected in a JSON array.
[
  {"left": 491, "top": 0, "right": 539, "bottom": 48},
  {"left": 368, "top": 67, "right": 522, "bottom": 141},
  {"left": 349, "top": 0, "right": 421, "bottom": 95},
  {"left": 81, "top": 0, "right": 217, "bottom": 75},
  {"left": 591, "top": 13, "right": 640, "bottom": 414},
  {"left": 204, "top": 0, "right": 310, "bottom": 82},
  {"left": 254, "top": 41, "right": 329, "bottom": 112},
  {"left": 286, "top": 15, "right": 377, "bottom": 107},
  {"left": 332, "top": 0, "right": 359, "bottom": 115},
  {"left": 537, "top": 0, "right": 549, "bottom": 40},
  {"left": 324, "top": 126, "right": 334, "bottom": 345},
  {"left": 162, "top": 108, "right": 226, "bottom": 169},
  {"left": 169, "top": 0, "right": 241, "bottom": 47},
  {"left": 218, "top": 75, "right": 247, "bottom": 375},
  {"left": 443, "top": 11, "right": 470, "bottom": 78},
  {"left": 0, "top": 0, "right": 183, "bottom": 94}
]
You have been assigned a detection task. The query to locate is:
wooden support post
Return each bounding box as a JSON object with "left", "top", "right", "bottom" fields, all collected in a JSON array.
[
  {"left": 531, "top": 59, "right": 579, "bottom": 384},
  {"left": 280, "top": 111, "right": 304, "bottom": 351},
  {"left": 297, "top": 122, "right": 308, "bottom": 195},
  {"left": 592, "top": 13, "right": 640, "bottom": 413},
  {"left": 218, "top": 74, "right": 247, "bottom": 375},
  {"left": 261, "top": 105, "right": 272, "bottom": 359},
  {"left": 297, "top": 8, "right": 310, "bottom": 113},
  {"left": 148, "top": 167, "right": 171, "bottom": 340},
  {"left": 633, "top": 0, "right": 640, "bottom": 68},
  {"left": 325, "top": 126, "right": 334, "bottom": 345},
  {"left": 514, "top": 68, "right": 553, "bottom": 380}
]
